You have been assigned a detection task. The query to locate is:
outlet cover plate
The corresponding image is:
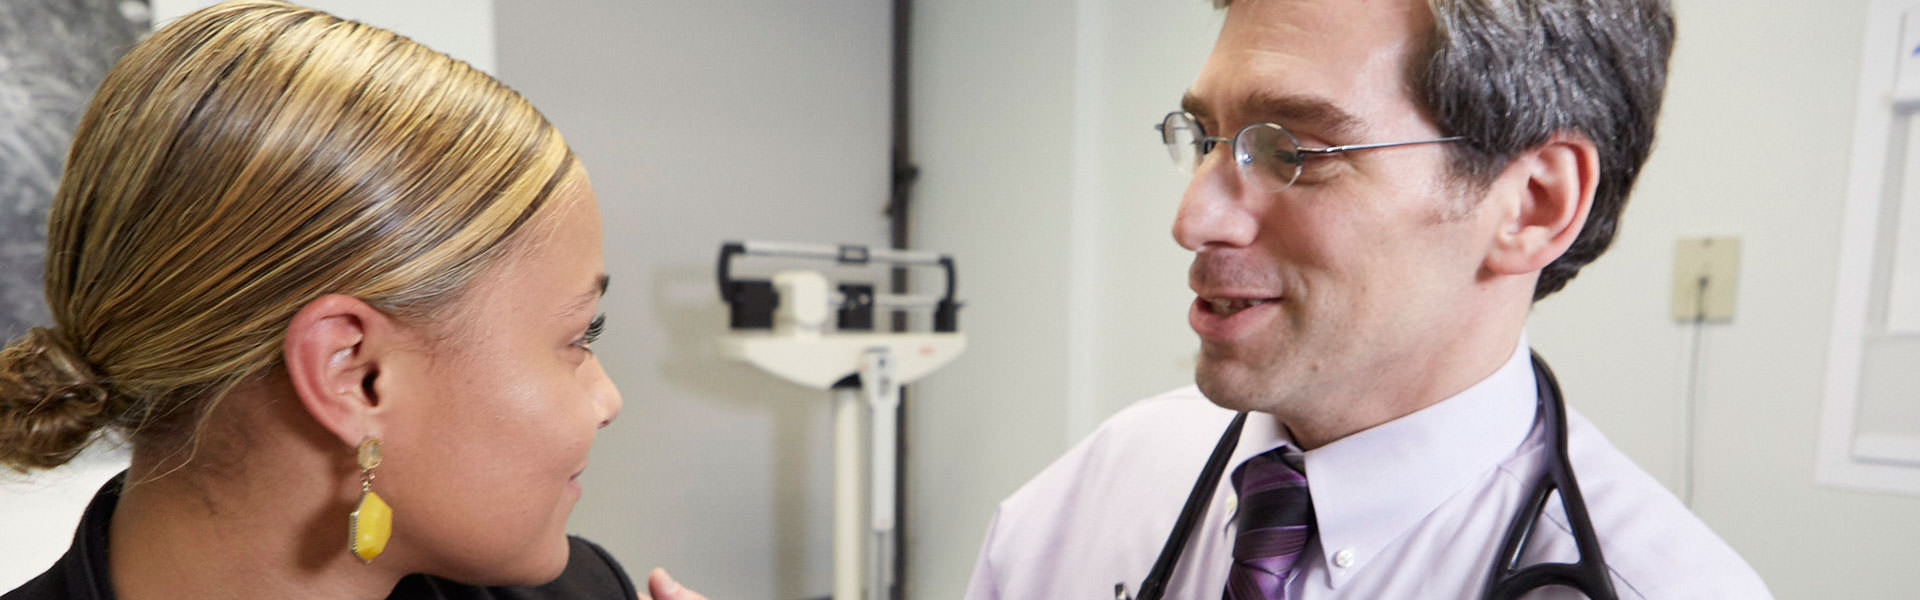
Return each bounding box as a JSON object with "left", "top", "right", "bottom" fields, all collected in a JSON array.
[{"left": 1672, "top": 236, "right": 1740, "bottom": 321}]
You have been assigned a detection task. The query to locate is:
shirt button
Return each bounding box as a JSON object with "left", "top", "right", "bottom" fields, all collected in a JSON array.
[
  {"left": 1225, "top": 495, "right": 1238, "bottom": 514},
  {"left": 1333, "top": 549, "right": 1355, "bottom": 568}
]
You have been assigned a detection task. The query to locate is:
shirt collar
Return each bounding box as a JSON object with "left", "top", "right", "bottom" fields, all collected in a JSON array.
[
  {"left": 1223, "top": 336, "right": 1538, "bottom": 589},
  {"left": 56, "top": 470, "right": 122, "bottom": 600}
]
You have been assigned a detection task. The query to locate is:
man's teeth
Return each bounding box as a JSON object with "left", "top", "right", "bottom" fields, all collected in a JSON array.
[{"left": 1207, "top": 298, "right": 1269, "bottom": 316}]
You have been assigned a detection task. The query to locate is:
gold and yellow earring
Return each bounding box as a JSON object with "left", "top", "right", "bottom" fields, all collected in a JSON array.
[{"left": 349, "top": 437, "right": 392, "bottom": 564}]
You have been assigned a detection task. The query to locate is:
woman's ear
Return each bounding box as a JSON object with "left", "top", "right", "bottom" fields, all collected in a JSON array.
[
  {"left": 1484, "top": 132, "right": 1600, "bottom": 276},
  {"left": 283, "top": 294, "right": 393, "bottom": 447}
]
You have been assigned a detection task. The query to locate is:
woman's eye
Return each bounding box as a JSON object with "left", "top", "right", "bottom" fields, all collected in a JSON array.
[{"left": 577, "top": 314, "right": 606, "bottom": 350}]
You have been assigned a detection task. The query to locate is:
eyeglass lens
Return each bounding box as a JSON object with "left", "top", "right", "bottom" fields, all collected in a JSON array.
[
  {"left": 1159, "top": 112, "right": 1201, "bottom": 171},
  {"left": 1159, "top": 112, "right": 1304, "bottom": 191}
]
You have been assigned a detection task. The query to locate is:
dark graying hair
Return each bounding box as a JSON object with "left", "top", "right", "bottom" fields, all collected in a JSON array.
[{"left": 1215, "top": 0, "right": 1675, "bottom": 300}]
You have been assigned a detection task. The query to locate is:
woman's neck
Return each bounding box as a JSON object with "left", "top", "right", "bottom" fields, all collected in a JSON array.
[{"left": 109, "top": 385, "right": 407, "bottom": 599}]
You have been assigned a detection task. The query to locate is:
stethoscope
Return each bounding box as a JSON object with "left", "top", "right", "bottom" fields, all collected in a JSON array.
[{"left": 1118, "top": 352, "right": 1615, "bottom": 600}]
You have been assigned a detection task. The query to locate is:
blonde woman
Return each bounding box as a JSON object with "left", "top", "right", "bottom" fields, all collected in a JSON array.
[{"left": 1, "top": 2, "right": 704, "bottom": 599}]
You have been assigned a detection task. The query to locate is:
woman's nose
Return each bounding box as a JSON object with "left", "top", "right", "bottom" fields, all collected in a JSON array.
[{"left": 590, "top": 356, "right": 622, "bottom": 428}]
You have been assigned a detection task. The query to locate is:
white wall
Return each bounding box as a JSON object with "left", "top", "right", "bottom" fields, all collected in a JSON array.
[
  {"left": 1534, "top": 1, "right": 1920, "bottom": 596},
  {"left": 909, "top": 1, "right": 1920, "bottom": 599},
  {"left": 902, "top": 1, "right": 1077, "bottom": 596},
  {"left": 905, "top": 1, "right": 1218, "bottom": 595},
  {"left": 0, "top": 443, "right": 128, "bottom": 589},
  {"left": 490, "top": 2, "right": 891, "bottom": 599},
  {"left": 151, "top": 0, "right": 496, "bottom": 73}
]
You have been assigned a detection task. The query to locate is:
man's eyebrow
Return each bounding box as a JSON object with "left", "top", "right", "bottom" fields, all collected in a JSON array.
[
  {"left": 1181, "top": 90, "right": 1363, "bottom": 140},
  {"left": 1180, "top": 92, "right": 1210, "bottom": 122}
]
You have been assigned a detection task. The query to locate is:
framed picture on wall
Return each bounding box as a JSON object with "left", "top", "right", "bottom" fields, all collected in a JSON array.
[{"left": 0, "top": 0, "right": 149, "bottom": 342}]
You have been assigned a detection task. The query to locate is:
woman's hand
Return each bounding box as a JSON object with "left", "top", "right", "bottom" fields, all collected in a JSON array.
[{"left": 639, "top": 568, "right": 708, "bottom": 600}]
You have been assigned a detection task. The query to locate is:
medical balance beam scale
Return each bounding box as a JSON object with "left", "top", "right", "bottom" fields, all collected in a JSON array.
[{"left": 715, "top": 241, "right": 965, "bottom": 600}]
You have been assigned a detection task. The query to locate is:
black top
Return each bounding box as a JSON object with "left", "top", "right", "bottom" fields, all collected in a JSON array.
[{"left": 4, "top": 473, "right": 638, "bottom": 600}]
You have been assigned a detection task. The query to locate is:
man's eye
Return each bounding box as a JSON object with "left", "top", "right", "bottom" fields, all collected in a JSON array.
[{"left": 1292, "top": 157, "right": 1345, "bottom": 185}]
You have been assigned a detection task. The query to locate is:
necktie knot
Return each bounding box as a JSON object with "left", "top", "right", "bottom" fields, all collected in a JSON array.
[{"left": 1223, "top": 447, "right": 1315, "bottom": 600}]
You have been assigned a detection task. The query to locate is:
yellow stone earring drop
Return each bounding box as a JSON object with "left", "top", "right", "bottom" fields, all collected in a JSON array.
[{"left": 349, "top": 437, "right": 392, "bottom": 564}]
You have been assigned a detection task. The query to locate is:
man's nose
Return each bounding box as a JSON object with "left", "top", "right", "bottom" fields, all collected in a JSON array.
[{"left": 1172, "top": 151, "right": 1259, "bottom": 251}]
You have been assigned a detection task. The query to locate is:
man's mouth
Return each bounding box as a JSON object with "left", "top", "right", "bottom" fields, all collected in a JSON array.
[{"left": 1204, "top": 297, "right": 1275, "bottom": 316}]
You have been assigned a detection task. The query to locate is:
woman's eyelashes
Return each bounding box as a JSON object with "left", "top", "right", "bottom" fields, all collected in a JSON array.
[{"left": 575, "top": 314, "right": 606, "bottom": 350}]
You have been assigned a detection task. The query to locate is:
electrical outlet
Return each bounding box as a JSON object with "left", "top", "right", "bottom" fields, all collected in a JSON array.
[{"left": 1671, "top": 237, "right": 1740, "bottom": 321}]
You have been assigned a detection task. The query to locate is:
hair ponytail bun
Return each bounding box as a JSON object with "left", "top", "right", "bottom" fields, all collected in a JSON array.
[{"left": 0, "top": 327, "right": 119, "bottom": 472}]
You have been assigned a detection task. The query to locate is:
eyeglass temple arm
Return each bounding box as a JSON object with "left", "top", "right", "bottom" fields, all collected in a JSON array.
[{"left": 1299, "top": 136, "right": 1465, "bottom": 156}]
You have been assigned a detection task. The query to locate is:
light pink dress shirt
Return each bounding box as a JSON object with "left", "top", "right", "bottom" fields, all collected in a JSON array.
[{"left": 965, "top": 339, "right": 1770, "bottom": 599}]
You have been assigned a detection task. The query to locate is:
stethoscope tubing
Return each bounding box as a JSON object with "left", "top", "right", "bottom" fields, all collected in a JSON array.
[
  {"left": 1482, "top": 352, "right": 1616, "bottom": 599},
  {"left": 1129, "top": 412, "right": 1249, "bottom": 600},
  {"left": 1125, "top": 352, "right": 1614, "bottom": 600}
]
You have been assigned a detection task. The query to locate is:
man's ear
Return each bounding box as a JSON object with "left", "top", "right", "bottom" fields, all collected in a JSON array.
[
  {"left": 1484, "top": 132, "right": 1599, "bottom": 276},
  {"left": 283, "top": 294, "right": 393, "bottom": 448}
]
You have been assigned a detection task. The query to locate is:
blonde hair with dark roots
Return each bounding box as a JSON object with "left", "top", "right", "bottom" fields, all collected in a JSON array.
[{"left": 0, "top": 0, "right": 581, "bottom": 472}]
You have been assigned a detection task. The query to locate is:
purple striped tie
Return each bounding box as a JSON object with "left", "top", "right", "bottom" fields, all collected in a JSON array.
[{"left": 1223, "top": 447, "right": 1314, "bottom": 600}]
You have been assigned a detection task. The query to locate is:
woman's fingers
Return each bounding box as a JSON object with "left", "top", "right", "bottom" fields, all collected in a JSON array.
[{"left": 647, "top": 568, "right": 709, "bottom": 600}]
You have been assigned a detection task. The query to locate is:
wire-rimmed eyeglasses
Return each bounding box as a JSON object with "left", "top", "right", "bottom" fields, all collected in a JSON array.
[{"left": 1155, "top": 111, "right": 1464, "bottom": 191}]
